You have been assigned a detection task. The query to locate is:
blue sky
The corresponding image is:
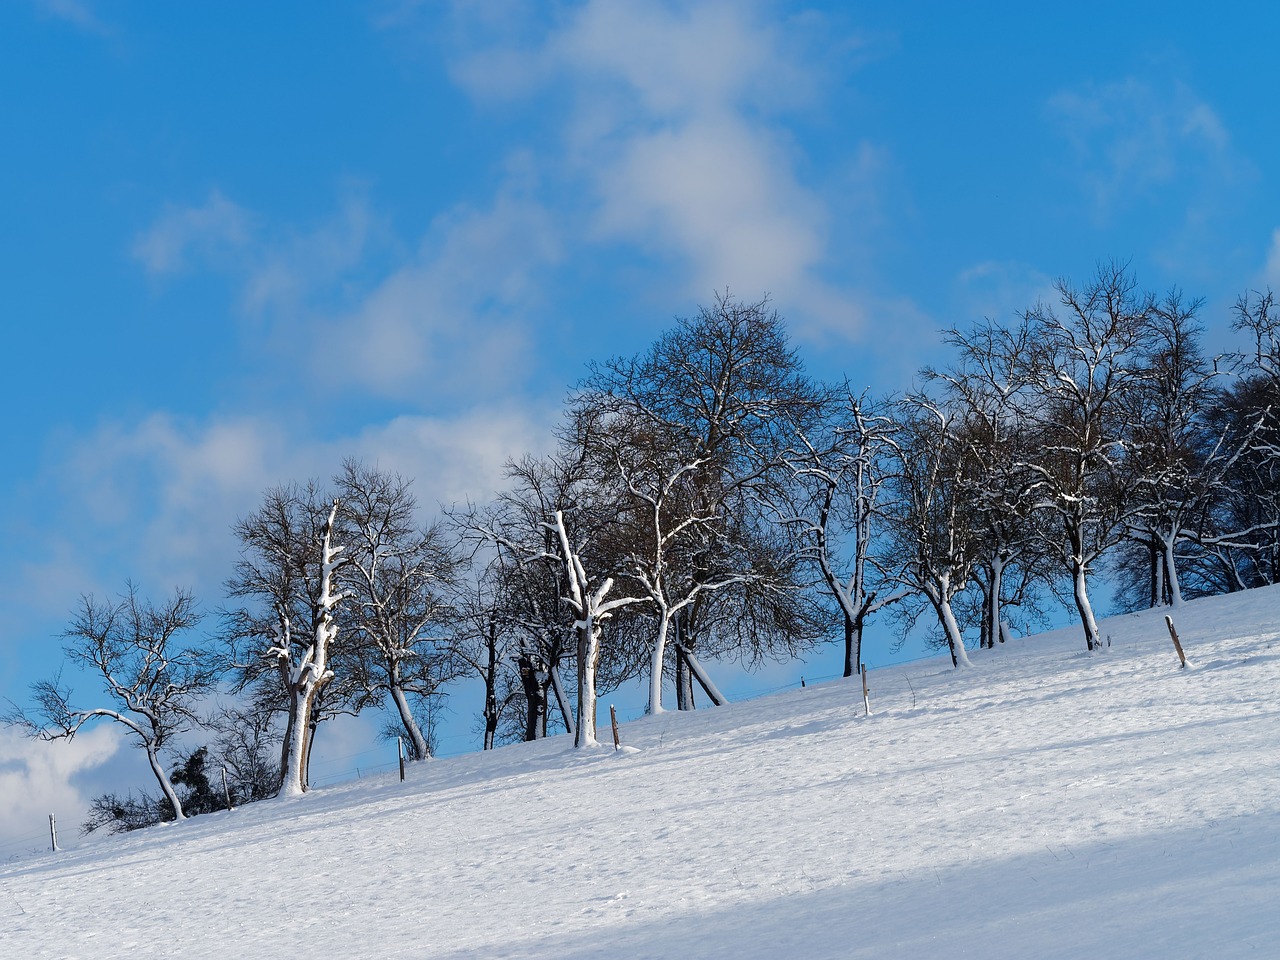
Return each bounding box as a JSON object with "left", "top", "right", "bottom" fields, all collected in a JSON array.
[{"left": 3, "top": 0, "right": 1278, "bottom": 847}]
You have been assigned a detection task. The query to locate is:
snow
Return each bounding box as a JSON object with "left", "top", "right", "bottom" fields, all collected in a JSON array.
[{"left": 4, "top": 586, "right": 1280, "bottom": 958}]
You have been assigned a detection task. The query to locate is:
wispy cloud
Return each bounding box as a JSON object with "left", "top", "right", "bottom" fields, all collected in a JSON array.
[
  {"left": 1047, "top": 78, "right": 1238, "bottom": 220},
  {"left": 1264, "top": 229, "right": 1280, "bottom": 289},
  {"left": 131, "top": 178, "right": 557, "bottom": 402},
  {"left": 34, "top": 0, "right": 111, "bottom": 35},
  {"left": 956, "top": 260, "right": 1057, "bottom": 322},
  {"left": 316, "top": 181, "right": 561, "bottom": 396},
  {"left": 132, "top": 191, "right": 254, "bottom": 275}
]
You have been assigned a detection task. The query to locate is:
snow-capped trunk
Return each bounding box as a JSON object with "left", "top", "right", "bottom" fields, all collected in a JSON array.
[
  {"left": 1071, "top": 558, "right": 1102, "bottom": 652},
  {"left": 278, "top": 684, "right": 315, "bottom": 797},
  {"left": 546, "top": 510, "right": 639, "bottom": 749},
  {"left": 680, "top": 645, "right": 729, "bottom": 705},
  {"left": 482, "top": 624, "right": 499, "bottom": 751}
]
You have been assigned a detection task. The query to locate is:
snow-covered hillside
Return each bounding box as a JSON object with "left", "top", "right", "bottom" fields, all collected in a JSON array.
[{"left": 4, "top": 587, "right": 1279, "bottom": 959}]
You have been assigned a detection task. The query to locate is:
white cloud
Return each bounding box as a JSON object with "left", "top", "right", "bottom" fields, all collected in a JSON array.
[
  {"left": 447, "top": 0, "right": 875, "bottom": 340},
  {"left": 314, "top": 182, "right": 561, "bottom": 396},
  {"left": 550, "top": 0, "right": 813, "bottom": 119},
  {"left": 132, "top": 191, "right": 254, "bottom": 275},
  {"left": 132, "top": 179, "right": 556, "bottom": 402},
  {"left": 14, "top": 403, "right": 552, "bottom": 618},
  {"left": 0, "top": 725, "right": 121, "bottom": 855}
]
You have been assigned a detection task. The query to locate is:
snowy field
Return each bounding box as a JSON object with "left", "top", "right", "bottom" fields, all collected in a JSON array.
[{"left": 3, "top": 586, "right": 1279, "bottom": 959}]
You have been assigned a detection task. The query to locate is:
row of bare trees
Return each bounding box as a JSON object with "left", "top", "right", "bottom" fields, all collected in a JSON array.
[{"left": 10, "top": 273, "right": 1280, "bottom": 831}]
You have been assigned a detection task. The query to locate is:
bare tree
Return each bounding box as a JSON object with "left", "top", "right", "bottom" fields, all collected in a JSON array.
[
  {"left": 226, "top": 484, "right": 352, "bottom": 796},
  {"left": 8, "top": 584, "right": 217, "bottom": 821},
  {"left": 882, "top": 400, "right": 976, "bottom": 667},
  {"left": 572, "top": 292, "right": 822, "bottom": 711},
  {"left": 458, "top": 449, "right": 642, "bottom": 746},
  {"left": 773, "top": 389, "right": 906, "bottom": 676},
  {"left": 925, "top": 320, "right": 1053, "bottom": 648},
  {"left": 207, "top": 702, "right": 281, "bottom": 804},
  {"left": 1114, "top": 290, "right": 1235, "bottom": 607},
  {"left": 453, "top": 459, "right": 587, "bottom": 741},
  {"left": 1014, "top": 262, "right": 1158, "bottom": 651},
  {"left": 337, "top": 460, "right": 459, "bottom": 761}
]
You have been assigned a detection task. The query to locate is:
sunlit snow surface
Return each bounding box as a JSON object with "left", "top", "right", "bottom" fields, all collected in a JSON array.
[{"left": 4, "top": 587, "right": 1279, "bottom": 958}]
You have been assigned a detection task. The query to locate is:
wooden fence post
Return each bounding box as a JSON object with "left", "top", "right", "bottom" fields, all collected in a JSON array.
[
  {"left": 49, "top": 814, "right": 58, "bottom": 853},
  {"left": 861, "top": 663, "right": 871, "bottom": 716},
  {"left": 610, "top": 705, "right": 621, "bottom": 752},
  {"left": 1164, "top": 615, "right": 1188, "bottom": 668},
  {"left": 398, "top": 737, "right": 406, "bottom": 781}
]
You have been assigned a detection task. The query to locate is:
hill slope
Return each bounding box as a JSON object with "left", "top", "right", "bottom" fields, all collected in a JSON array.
[{"left": 4, "top": 587, "right": 1280, "bottom": 959}]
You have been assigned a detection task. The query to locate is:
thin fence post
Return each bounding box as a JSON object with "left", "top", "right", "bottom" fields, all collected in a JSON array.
[
  {"left": 49, "top": 814, "right": 58, "bottom": 853},
  {"left": 221, "top": 766, "right": 234, "bottom": 811},
  {"left": 861, "top": 663, "right": 871, "bottom": 716},
  {"left": 609, "top": 705, "right": 621, "bottom": 752},
  {"left": 800, "top": 676, "right": 806, "bottom": 688},
  {"left": 1164, "top": 615, "right": 1188, "bottom": 668},
  {"left": 398, "top": 737, "right": 406, "bottom": 782}
]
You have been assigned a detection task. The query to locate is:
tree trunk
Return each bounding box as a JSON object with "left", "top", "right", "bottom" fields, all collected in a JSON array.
[
  {"left": 549, "top": 662, "right": 573, "bottom": 737},
  {"left": 679, "top": 644, "right": 729, "bottom": 705},
  {"left": 674, "top": 615, "right": 695, "bottom": 710},
  {"left": 279, "top": 680, "right": 315, "bottom": 797},
  {"left": 985, "top": 555, "right": 1005, "bottom": 651},
  {"left": 482, "top": 621, "right": 499, "bottom": 751},
  {"left": 842, "top": 613, "right": 856, "bottom": 678},
  {"left": 647, "top": 607, "right": 672, "bottom": 715},
  {"left": 1162, "top": 534, "right": 1184, "bottom": 606},
  {"left": 926, "top": 578, "right": 970, "bottom": 668},
  {"left": 389, "top": 682, "right": 429, "bottom": 761},
  {"left": 1072, "top": 558, "right": 1102, "bottom": 652},
  {"left": 147, "top": 743, "right": 186, "bottom": 821},
  {"left": 575, "top": 620, "right": 599, "bottom": 748},
  {"left": 517, "top": 653, "right": 543, "bottom": 741}
]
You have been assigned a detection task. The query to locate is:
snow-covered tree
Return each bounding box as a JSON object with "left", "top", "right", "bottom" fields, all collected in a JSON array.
[{"left": 8, "top": 584, "right": 217, "bottom": 821}]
